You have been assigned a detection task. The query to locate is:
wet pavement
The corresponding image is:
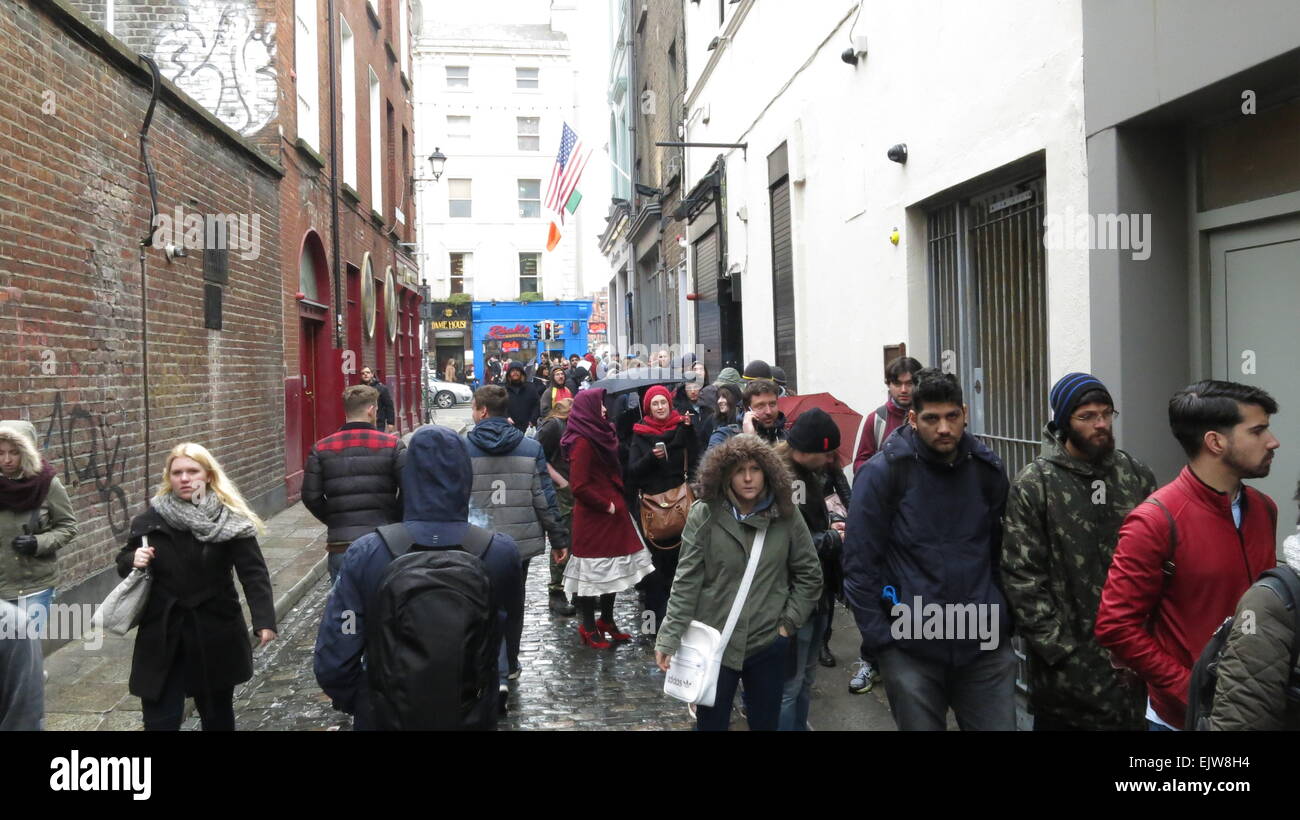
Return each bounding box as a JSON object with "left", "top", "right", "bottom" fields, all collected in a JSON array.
[{"left": 206, "top": 557, "right": 899, "bottom": 731}]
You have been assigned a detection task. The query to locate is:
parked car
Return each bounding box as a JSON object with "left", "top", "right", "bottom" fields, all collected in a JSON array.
[{"left": 428, "top": 377, "right": 473, "bottom": 410}]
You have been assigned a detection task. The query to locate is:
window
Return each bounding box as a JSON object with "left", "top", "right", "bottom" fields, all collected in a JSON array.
[
  {"left": 449, "top": 252, "right": 471, "bottom": 295},
  {"left": 516, "top": 116, "right": 539, "bottom": 151},
  {"left": 518, "top": 252, "right": 540, "bottom": 295},
  {"left": 369, "top": 67, "right": 382, "bottom": 213},
  {"left": 515, "top": 67, "right": 538, "bottom": 89},
  {"left": 340, "top": 17, "right": 357, "bottom": 188},
  {"left": 294, "top": 0, "right": 319, "bottom": 150},
  {"left": 446, "top": 65, "right": 469, "bottom": 88},
  {"left": 448, "top": 179, "right": 472, "bottom": 218},
  {"left": 517, "top": 179, "right": 541, "bottom": 219},
  {"left": 446, "top": 115, "right": 471, "bottom": 142}
]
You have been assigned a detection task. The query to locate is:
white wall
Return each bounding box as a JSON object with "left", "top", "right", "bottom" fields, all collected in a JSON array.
[
  {"left": 414, "top": 35, "right": 579, "bottom": 300},
  {"left": 682, "top": 0, "right": 1090, "bottom": 417}
]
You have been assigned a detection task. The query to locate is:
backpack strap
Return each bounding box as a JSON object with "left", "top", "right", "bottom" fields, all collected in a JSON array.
[
  {"left": 1143, "top": 498, "right": 1178, "bottom": 578},
  {"left": 376, "top": 523, "right": 495, "bottom": 560},
  {"left": 873, "top": 407, "right": 887, "bottom": 452}
]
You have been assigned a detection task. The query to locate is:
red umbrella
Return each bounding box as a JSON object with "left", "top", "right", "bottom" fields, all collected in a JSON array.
[{"left": 778, "top": 392, "right": 864, "bottom": 468}]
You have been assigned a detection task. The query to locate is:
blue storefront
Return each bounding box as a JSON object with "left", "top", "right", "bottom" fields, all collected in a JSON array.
[{"left": 470, "top": 300, "right": 592, "bottom": 380}]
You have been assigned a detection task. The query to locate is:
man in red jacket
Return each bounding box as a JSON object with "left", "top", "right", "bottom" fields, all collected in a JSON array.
[
  {"left": 852, "top": 356, "right": 922, "bottom": 475},
  {"left": 1095, "top": 380, "right": 1280, "bottom": 731}
]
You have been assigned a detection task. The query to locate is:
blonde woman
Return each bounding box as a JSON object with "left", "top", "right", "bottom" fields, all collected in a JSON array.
[{"left": 116, "top": 443, "right": 277, "bottom": 731}]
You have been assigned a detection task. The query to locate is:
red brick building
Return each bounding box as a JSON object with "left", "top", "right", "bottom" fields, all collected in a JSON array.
[
  {"left": 0, "top": 0, "right": 285, "bottom": 603},
  {"left": 71, "top": 0, "right": 425, "bottom": 502}
]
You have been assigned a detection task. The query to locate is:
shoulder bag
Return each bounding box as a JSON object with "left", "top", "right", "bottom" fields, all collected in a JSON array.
[
  {"left": 663, "top": 525, "right": 767, "bottom": 707},
  {"left": 94, "top": 535, "right": 154, "bottom": 636},
  {"left": 639, "top": 450, "right": 694, "bottom": 548}
]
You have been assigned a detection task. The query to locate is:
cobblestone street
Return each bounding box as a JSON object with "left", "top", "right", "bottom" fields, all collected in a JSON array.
[{"left": 203, "top": 554, "right": 895, "bottom": 731}]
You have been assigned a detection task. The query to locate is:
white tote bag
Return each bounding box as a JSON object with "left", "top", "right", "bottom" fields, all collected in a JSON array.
[
  {"left": 664, "top": 527, "right": 767, "bottom": 707},
  {"left": 93, "top": 535, "right": 154, "bottom": 636}
]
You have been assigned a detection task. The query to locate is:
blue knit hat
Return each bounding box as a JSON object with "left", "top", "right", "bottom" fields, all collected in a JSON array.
[{"left": 1049, "top": 372, "right": 1112, "bottom": 430}]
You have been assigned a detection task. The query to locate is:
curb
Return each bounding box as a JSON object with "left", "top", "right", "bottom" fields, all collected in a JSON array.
[{"left": 248, "top": 553, "right": 330, "bottom": 642}]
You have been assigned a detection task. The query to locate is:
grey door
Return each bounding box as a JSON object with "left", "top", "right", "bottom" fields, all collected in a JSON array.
[{"left": 1210, "top": 217, "right": 1300, "bottom": 550}]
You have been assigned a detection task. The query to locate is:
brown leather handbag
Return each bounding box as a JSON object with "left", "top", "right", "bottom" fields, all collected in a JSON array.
[{"left": 639, "top": 451, "right": 693, "bottom": 549}]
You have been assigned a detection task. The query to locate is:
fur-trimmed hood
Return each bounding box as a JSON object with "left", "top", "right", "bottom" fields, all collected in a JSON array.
[
  {"left": 0, "top": 420, "right": 43, "bottom": 478},
  {"left": 694, "top": 433, "right": 795, "bottom": 518}
]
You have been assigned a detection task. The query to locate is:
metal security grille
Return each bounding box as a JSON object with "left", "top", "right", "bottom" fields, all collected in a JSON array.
[
  {"left": 694, "top": 228, "right": 722, "bottom": 377},
  {"left": 928, "top": 176, "right": 1047, "bottom": 478},
  {"left": 770, "top": 177, "right": 797, "bottom": 391},
  {"left": 929, "top": 175, "right": 1047, "bottom": 704}
]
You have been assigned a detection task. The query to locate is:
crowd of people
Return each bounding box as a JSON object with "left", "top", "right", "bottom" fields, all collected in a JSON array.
[{"left": 2, "top": 347, "right": 1298, "bottom": 734}]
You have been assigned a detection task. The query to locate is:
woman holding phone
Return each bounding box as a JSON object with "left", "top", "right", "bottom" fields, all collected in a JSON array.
[
  {"left": 625, "top": 385, "right": 699, "bottom": 628},
  {"left": 117, "top": 442, "right": 276, "bottom": 730}
]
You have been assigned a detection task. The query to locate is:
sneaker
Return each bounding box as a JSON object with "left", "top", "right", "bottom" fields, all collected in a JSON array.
[
  {"left": 498, "top": 684, "right": 509, "bottom": 715},
  {"left": 848, "top": 658, "right": 876, "bottom": 694}
]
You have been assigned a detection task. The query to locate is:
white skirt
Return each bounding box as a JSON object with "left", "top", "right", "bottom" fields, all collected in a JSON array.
[{"left": 562, "top": 547, "right": 655, "bottom": 597}]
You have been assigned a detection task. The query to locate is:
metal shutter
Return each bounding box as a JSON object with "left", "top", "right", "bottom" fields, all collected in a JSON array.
[
  {"left": 770, "top": 177, "right": 796, "bottom": 390},
  {"left": 693, "top": 227, "right": 722, "bottom": 378}
]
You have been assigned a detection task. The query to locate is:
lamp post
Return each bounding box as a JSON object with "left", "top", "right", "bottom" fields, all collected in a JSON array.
[{"left": 428, "top": 147, "right": 446, "bottom": 181}]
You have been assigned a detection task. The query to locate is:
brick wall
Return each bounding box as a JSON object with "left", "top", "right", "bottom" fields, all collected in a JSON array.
[{"left": 0, "top": 0, "right": 285, "bottom": 590}]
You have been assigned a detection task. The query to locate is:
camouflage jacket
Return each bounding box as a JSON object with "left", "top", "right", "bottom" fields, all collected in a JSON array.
[{"left": 1001, "top": 427, "right": 1156, "bottom": 730}]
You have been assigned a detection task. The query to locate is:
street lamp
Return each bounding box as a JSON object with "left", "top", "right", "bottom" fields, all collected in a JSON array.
[{"left": 428, "top": 147, "right": 447, "bottom": 182}]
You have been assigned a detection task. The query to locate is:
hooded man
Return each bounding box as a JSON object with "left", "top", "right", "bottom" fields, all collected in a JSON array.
[
  {"left": 504, "top": 361, "right": 541, "bottom": 432},
  {"left": 314, "top": 425, "right": 524, "bottom": 728},
  {"left": 1001, "top": 373, "right": 1155, "bottom": 731}
]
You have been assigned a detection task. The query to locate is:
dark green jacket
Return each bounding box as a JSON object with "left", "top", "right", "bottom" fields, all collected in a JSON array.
[
  {"left": 1001, "top": 426, "right": 1156, "bottom": 730},
  {"left": 1210, "top": 538, "right": 1300, "bottom": 731},
  {"left": 656, "top": 498, "right": 822, "bottom": 671},
  {"left": 0, "top": 420, "right": 79, "bottom": 599}
]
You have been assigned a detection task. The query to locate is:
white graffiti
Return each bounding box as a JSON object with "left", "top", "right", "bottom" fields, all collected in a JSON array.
[{"left": 152, "top": 0, "right": 277, "bottom": 136}]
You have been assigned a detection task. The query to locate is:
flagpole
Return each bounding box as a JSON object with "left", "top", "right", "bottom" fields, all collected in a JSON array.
[{"left": 600, "top": 143, "right": 632, "bottom": 184}]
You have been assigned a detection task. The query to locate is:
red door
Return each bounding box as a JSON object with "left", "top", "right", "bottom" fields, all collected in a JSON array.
[{"left": 300, "top": 318, "right": 320, "bottom": 464}]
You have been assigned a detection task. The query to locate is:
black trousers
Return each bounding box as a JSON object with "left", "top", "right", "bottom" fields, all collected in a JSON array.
[{"left": 141, "top": 648, "right": 236, "bottom": 731}]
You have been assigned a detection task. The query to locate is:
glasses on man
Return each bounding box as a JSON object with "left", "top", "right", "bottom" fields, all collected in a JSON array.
[{"left": 1072, "top": 409, "right": 1118, "bottom": 424}]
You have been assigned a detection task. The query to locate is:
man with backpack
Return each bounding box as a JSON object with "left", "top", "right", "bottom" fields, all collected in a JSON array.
[
  {"left": 842, "top": 369, "right": 1015, "bottom": 730},
  {"left": 1096, "top": 380, "right": 1280, "bottom": 731},
  {"left": 847, "top": 355, "right": 923, "bottom": 694},
  {"left": 1001, "top": 373, "right": 1155, "bottom": 731},
  {"left": 314, "top": 425, "right": 523, "bottom": 730},
  {"left": 1205, "top": 478, "right": 1300, "bottom": 730}
]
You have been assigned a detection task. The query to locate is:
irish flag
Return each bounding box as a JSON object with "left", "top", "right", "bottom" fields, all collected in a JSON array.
[{"left": 545, "top": 123, "right": 591, "bottom": 251}]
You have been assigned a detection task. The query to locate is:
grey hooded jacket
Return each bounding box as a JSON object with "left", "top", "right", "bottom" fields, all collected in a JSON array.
[{"left": 462, "top": 416, "right": 568, "bottom": 561}]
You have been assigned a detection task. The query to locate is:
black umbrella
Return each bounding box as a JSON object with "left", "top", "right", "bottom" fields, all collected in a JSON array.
[{"left": 587, "top": 366, "right": 686, "bottom": 395}]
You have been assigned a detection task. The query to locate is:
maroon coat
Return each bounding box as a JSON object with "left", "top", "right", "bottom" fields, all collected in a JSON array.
[{"left": 568, "top": 437, "right": 642, "bottom": 559}]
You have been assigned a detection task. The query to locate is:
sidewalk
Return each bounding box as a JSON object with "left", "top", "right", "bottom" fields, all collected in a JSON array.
[{"left": 43, "top": 502, "right": 329, "bottom": 731}]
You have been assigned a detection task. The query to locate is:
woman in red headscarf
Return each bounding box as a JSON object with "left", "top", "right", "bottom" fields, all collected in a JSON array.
[
  {"left": 625, "top": 385, "right": 700, "bottom": 629},
  {"left": 561, "top": 389, "right": 655, "bottom": 649}
]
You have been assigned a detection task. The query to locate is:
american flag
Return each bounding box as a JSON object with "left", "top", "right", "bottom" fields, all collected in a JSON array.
[{"left": 544, "top": 123, "right": 591, "bottom": 224}]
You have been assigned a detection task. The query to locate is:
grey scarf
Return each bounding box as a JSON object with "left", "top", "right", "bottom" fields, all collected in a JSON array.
[{"left": 151, "top": 491, "right": 257, "bottom": 543}]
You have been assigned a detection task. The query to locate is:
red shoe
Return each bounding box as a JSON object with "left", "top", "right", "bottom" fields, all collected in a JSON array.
[
  {"left": 596, "top": 618, "right": 632, "bottom": 642},
  {"left": 578, "top": 624, "right": 611, "bottom": 649}
]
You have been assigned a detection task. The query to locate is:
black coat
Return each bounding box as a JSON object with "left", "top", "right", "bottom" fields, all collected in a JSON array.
[
  {"left": 626, "top": 424, "right": 698, "bottom": 498},
  {"left": 116, "top": 509, "right": 276, "bottom": 701},
  {"left": 365, "top": 380, "right": 396, "bottom": 429},
  {"left": 302, "top": 422, "right": 406, "bottom": 544},
  {"left": 504, "top": 381, "right": 540, "bottom": 431}
]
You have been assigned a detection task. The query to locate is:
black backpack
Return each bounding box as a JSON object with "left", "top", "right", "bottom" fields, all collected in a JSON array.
[
  {"left": 366, "top": 523, "right": 499, "bottom": 731},
  {"left": 1186, "top": 565, "right": 1300, "bottom": 731}
]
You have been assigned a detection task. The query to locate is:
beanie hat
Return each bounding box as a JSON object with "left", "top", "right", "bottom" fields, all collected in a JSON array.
[
  {"left": 742, "top": 360, "right": 772, "bottom": 380},
  {"left": 508, "top": 361, "right": 525, "bottom": 373},
  {"left": 787, "top": 408, "right": 840, "bottom": 454},
  {"left": 771, "top": 366, "right": 787, "bottom": 386},
  {"left": 1049, "top": 372, "right": 1112, "bottom": 430}
]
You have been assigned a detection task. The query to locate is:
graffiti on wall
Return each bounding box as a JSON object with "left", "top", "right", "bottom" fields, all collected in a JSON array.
[
  {"left": 152, "top": 0, "right": 277, "bottom": 136},
  {"left": 42, "top": 392, "right": 130, "bottom": 537}
]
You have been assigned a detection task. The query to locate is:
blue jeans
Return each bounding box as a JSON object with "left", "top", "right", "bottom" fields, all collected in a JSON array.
[
  {"left": 779, "top": 609, "right": 827, "bottom": 731},
  {"left": 6, "top": 587, "right": 53, "bottom": 637},
  {"left": 1147, "top": 720, "right": 1175, "bottom": 732},
  {"left": 696, "top": 635, "right": 789, "bottom": 732}
]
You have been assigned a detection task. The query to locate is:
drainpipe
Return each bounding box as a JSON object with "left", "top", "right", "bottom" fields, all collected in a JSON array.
[{"left": 327, "top": 0, "right": 343, "bottom": 348}]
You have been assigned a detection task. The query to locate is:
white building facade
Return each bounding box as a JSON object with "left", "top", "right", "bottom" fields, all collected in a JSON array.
[
  {"left": 413, "top": 21, "right": 584, "bottom": 302},
  {"left": 679, "top": 0, "right": 1090, "bottom": 475}
]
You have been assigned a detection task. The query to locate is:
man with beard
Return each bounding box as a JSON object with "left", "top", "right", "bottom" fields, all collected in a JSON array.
[
  {"left": 707, "top": 379, "right": 788, "bottom": 449},
  {"left": 1001, "top": 374, "right": 1155, "bottom": 730},
  {"left": 1097, "top": 380, "right": 1281, "bottom": 730},
  {"left": 853, "top": 357, "right": 922, "bottom": 474},
  {"left": 503, "top": 361, "right": 541, "bottom": 433}
]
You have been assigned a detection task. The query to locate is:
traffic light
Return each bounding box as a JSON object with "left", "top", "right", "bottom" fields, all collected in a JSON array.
[{"left": 533, "top": 321, "right": 544, "bottom": 340}]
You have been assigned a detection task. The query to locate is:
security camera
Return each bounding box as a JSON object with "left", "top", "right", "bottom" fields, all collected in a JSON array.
[
  {"left": 841, "top": 47, "right": 858, "bottom": 66},
  {"left": 887, "top": 144, "right": 908, "bottom": 164}
]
